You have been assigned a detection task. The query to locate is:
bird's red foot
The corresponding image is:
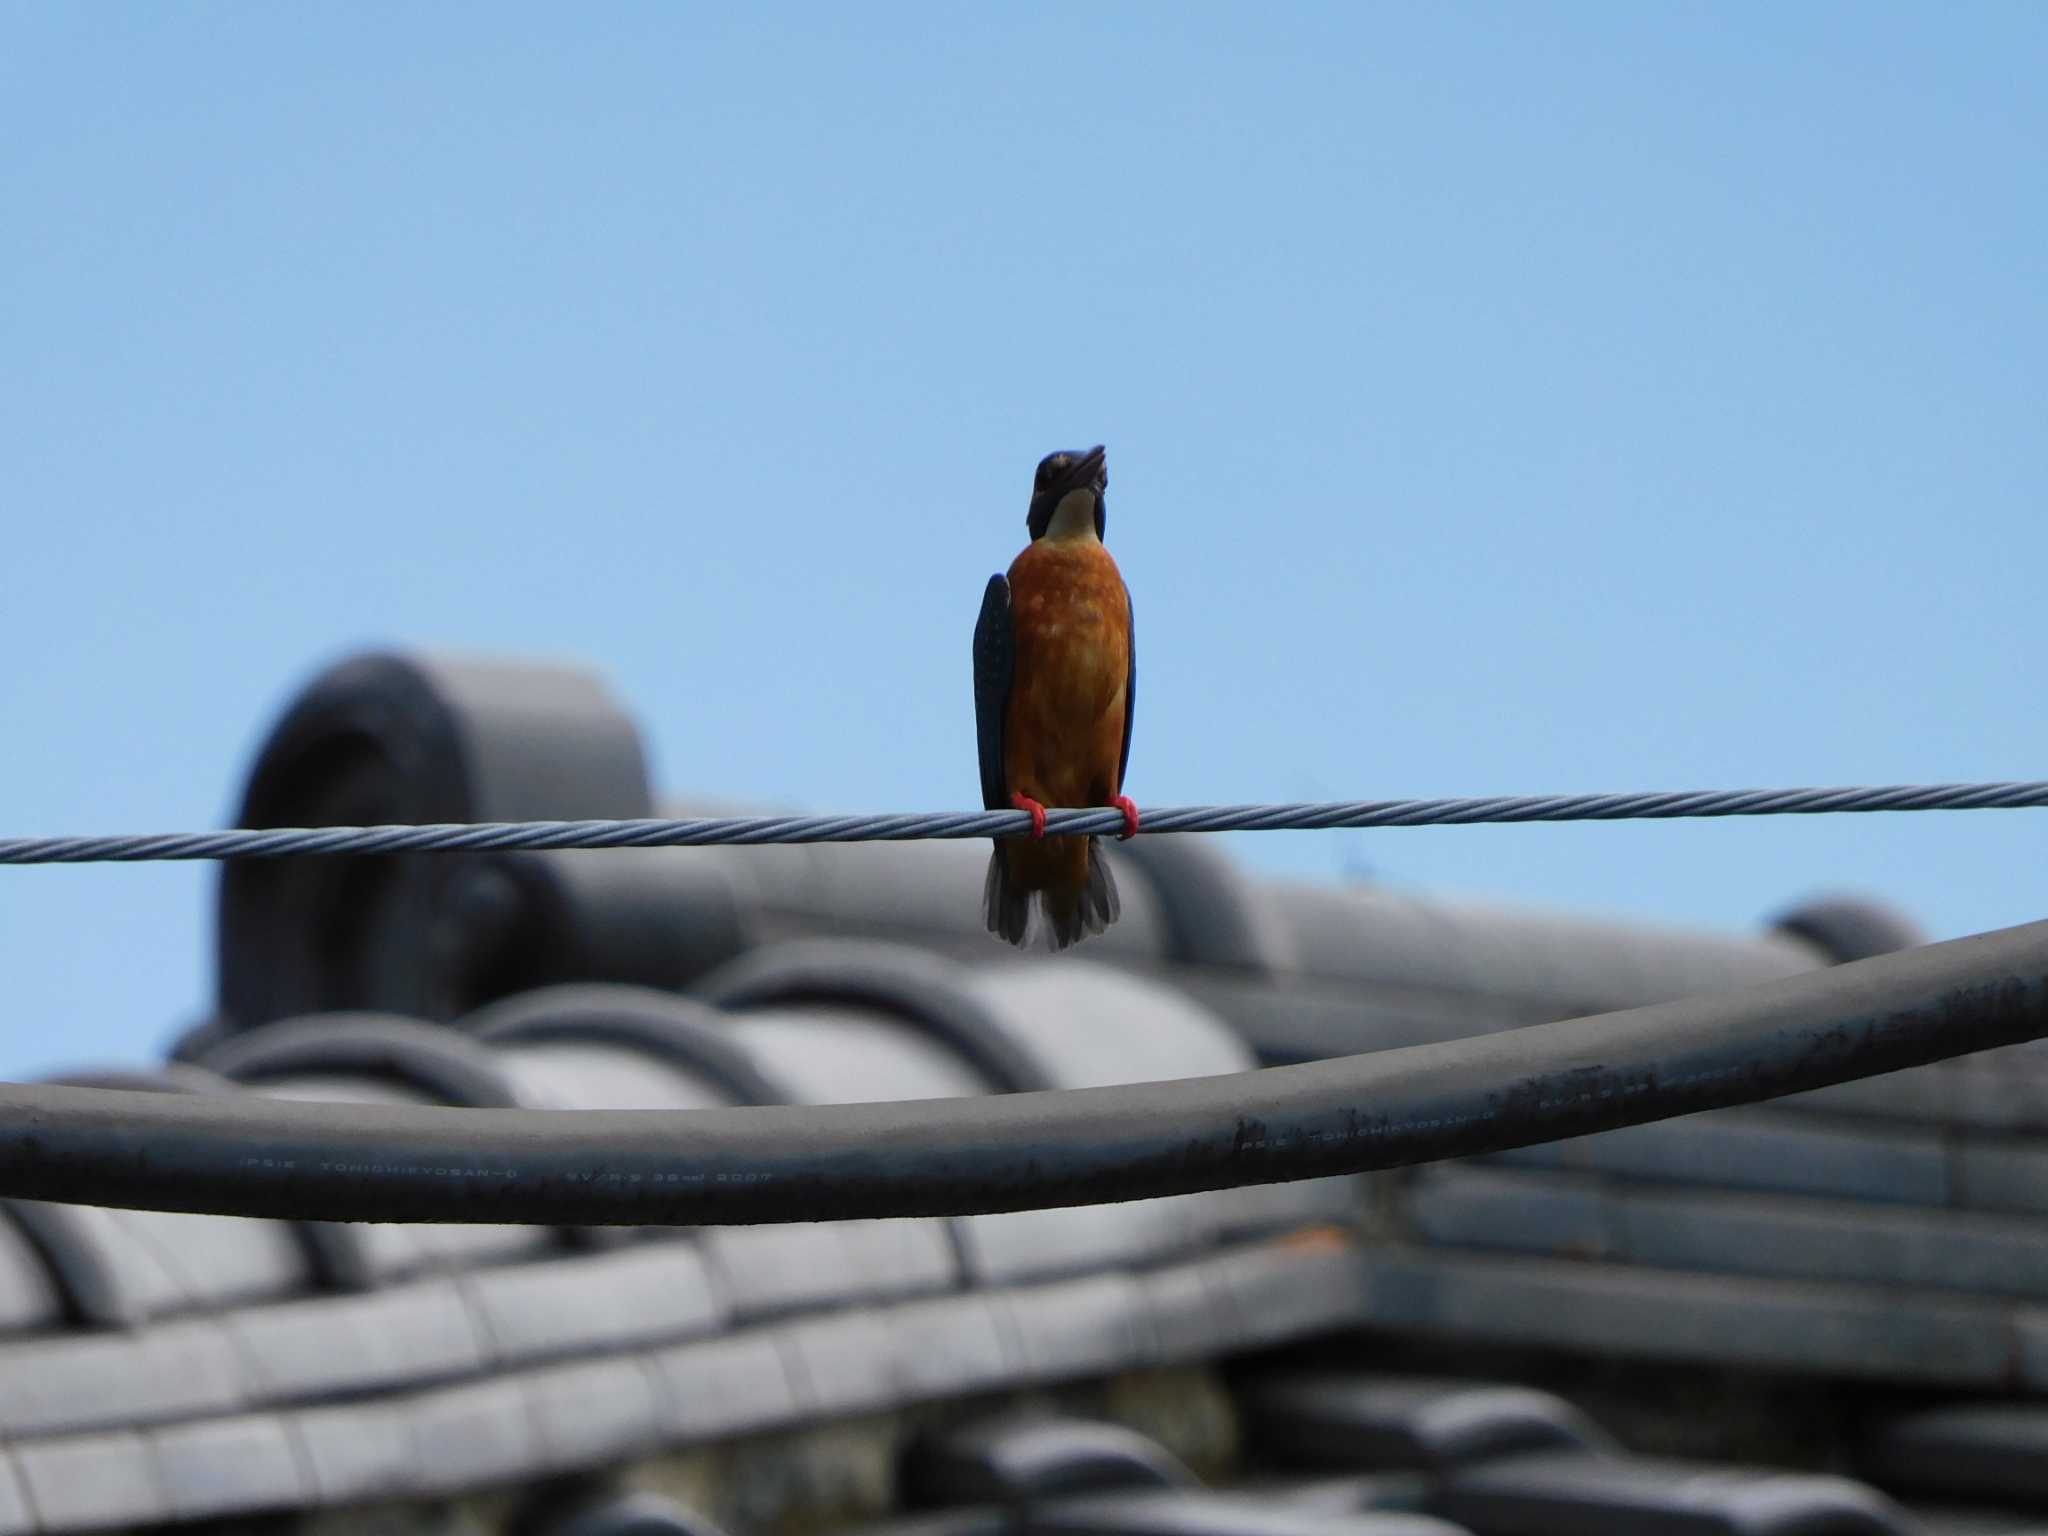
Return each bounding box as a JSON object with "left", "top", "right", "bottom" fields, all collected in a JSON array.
[
  {"left": 1011, "top": 792, "right": 1048, "bottom": 839},
  {"left": 1113, "top": 795, "right": 1140, "bottom": 840}
]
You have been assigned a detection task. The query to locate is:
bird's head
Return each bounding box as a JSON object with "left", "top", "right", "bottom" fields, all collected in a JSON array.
[{"left": 1026, "top": 445, "right": 1108, "bottom": 543}]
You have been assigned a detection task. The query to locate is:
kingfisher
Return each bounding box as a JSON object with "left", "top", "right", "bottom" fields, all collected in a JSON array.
[{"left": 973, "top": 444, "right": 1138, "bottom": 949}]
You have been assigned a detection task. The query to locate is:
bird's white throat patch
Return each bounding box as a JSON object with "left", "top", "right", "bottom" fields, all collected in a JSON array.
[{"left": 1041, "top": 488, "right": 1101, "bottom": 543}]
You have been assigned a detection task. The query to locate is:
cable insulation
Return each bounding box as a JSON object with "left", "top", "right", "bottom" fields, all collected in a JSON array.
[{"left": 0, "top": 917, "right": 2041, "bottom": 1224}]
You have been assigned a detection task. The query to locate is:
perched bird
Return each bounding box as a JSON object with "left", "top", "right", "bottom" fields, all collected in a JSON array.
[{"left": 973, "top": 444, "right": 1138, "bottom": 949}]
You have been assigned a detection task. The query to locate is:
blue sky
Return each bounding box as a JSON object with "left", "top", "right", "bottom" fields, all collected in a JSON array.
[{"left": 2, "top": 5, "right": 2042, "bottom": 1078}]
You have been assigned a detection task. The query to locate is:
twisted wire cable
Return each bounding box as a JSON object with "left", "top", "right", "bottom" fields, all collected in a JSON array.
[{"left": 1, "top": 779, "right": 2044, "bottom": 865}]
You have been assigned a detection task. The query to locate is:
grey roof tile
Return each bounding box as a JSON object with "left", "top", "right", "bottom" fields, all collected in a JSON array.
[
  {"left": 468, "top": 981, "right": 780, "bottom": 1106},
  {"left": 653, "top": 1330, "right": 804, "bottom": 1444},
  {"left": 717, "top": 1007, "right": 993, "bottom": 1103},
  {"left": 1262, "top": 882, "right": 1820, "bottom": 1016},
  {"left": 960, "top": 964, "right": 1254, "bottom": 1087},
  {"left": 10, "top": 1199, "right": 185, "bottom": 1325},
  {"left": 829, "top": 1217, "right": 961, "bottom": 1297},
  {"left": 494, "top": 1039, "right": 739, "bottom": 1110},
  {"left": 103, "top": 1206, "right": 311, "bottom": 1312},
  {"left": 1865, "top": 1404, "right": 2048, "bottom": 1505},
  {"left": 1782, "top": 1071, "right": 1959, "bottom": 1124},
  {"left": 241, "top": 1073, "right": 430, "bottom": 1106},
  {"left": 1135, "top": 1257, "right": 1232, "bottom": 1366},
  {"left": 1032, "top": 1490, "right": 1473, "bottom": 1536},
  {"left": 585, "top": 1241, "right": 1369, "bottom": 1443},
  {"left": 0, "top": 1206, "right": 75, "bottom": 1333},
  {"left": 0, "top": 1452, "right": 33, "bottom": 1536},
  {"left": 1179, "top": 967, "right": 1534, "bottom": 1067},
  {"left": 1771, "top": 1052, "right": 2048, "bottom": 1133},
  {"left": 455, "top": 845, "right": 762, "bottom": 999},
  {"left": 342, "top": 1216, "right": 555, "bottom": 1281},
  {"left": 833, "top": 1509, "right": 1014, "bottom": 1536},
  {"left": 1201, "top": 1243, "right": 1370, "bottom": 1354},
  {"left": 224, "top": 1279, "right": 487, "bottom": 1402},
  {"left": 233, "top": 1071, "right": 557, "bottom": 1277},
  {"left": 703, "top": 1218, "right": 955, "bottom": 1320},
  {"left": 463, "top": 1242, "right": 726, "bottom": 1363},
  {"left": 1112, "top": 833, "right": 1296, "bottom": 972},
  {"left": 351, "top": 1221, "right": 431, "bottom": 1278},
  {"left": 289, "top": 1399, "right": 418, "bottom": 1505},
  {"left": 692, "top": 1223, "right": 838, "bottom": 1316},
  {"left": 1356, "top": 1250, "right": 2022, "bottom": 1385},
  {"left": 1939, "top": 1056, "right": 2048, "bottom": 1136},
  {"left": 1248, "top": 1469, "right": 1443, "bottom": 1516},
  {"left": 13, "top": 1430, "right": 165, "bottom": 1532},
  {"left": 956, "top": 1199, "right": 1211, "bottom": 1288},
  {"left": 1242, "top": 1375, "right": 1614, "bottom": 1473},
  {"left": 1206, "top": 1177, "right": 1360, "bottom": 1242},
  {"left": 538, "top": 1487, "right": 735, "bottom": 1536},
  {"left": 1260, "top": 886, "right": 1479, "bottom": 997},
  {"left": 2009, "top": 1313, "right": 2048, "bottom": 1392},
  {"left": 389, "top": 1219, "right": 557, "bottom": 1274},
  {"left": 879, "top": 1291, "right": 1016, "bottom": 1400},
  {"left": 764, "top": 839, "right": 1173, "bottom": 958},
  {"left": 1411, "top": 1167, "right": 2048, "bottom": 1298},
  {"left": 694, "top": 939, "right": 1052, "bottom": 1093},
  {"left": 522, "top": 1355, "right": 668, "bottom": 1473},
  {"left": 1953, "top": 1143, "right": 2048, "bottom": 1217},
  {"left": 1907, "top": 1507, "right": 2048, "bottom": 1536},
  {"left": 202, "top": 1012, "right": 528, "bottom": 1107},
  {"left": 0, "top": 1317, "right": 246, "bottom": 1437},
  {"left": 1408, "top": 1170, "right": 1614, "bottom": 1261},
  {"left": 1437, "top": 1448, "right": 1917, "bottom": 1536},
  {"left": 0, "top": 1239, "right": 1368, "bottom": 1528},
  {"left": 1487, "top": 1112, "right": 1950, "bottom": 1205},
  {"left": 219, "top": 652, "right": 654, "bottom": 1028},
  {"left": 1771, "top": 894, "right": 1926, "bottom": 963},
  {"left": 150, "top": 1412, "right": 309, "bottom": 1522},
  {"left": 778, "top": 1307, "right": 899, "bottom": 1419},
  {"left": 1614, "top": 1183, "right": 2048, "bottom": 1296},
  {"left": 996, "top": 1272, "right": 1149, "bottom": 1383},
  {"left": 900, "top": 1415, "right": 1195, "bottom": 1504},
  {"left": 406, "top": 1377, "right": 541, "bottom": 1498},
  {"left": 659, "top": 835, "right": 816, "bottom": 927}
]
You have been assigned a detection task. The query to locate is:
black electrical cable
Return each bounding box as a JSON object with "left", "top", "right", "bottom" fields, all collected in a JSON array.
[{"left": 1, "top": 918, "right": 2043, "bottom": 1227}]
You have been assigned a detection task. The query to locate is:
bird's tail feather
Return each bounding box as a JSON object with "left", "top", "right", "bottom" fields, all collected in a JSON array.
[
  {"left": 982, "top": 844, "right": 1032, "bottom": 946},
  {"left": 1042, "top": 839, "right": 1119, "bottom": 951},
  {"left": 984, "top": 838, "right": 1120, "bottom": 950}
]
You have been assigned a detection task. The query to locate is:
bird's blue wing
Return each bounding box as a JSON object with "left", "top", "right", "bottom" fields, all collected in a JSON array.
[
  {"left": 973, "top": 575, "right": 1014, "bottom": 811},
  {"left": 1119, "top": 582, "right": 1136, "bottom": 791}
]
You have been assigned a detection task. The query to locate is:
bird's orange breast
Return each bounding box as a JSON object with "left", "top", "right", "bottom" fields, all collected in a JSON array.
[{"left": 1002, "top": 538, "right": 1130, "bottom": 810}]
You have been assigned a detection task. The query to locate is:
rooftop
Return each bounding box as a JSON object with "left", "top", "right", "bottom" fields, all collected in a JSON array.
[{"left": 3, "top": 649, "right": 2045, "bottom": 1536}]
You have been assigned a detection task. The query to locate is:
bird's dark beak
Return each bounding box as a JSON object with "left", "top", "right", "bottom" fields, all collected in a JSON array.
[{"left": 1063, "top": 445, "right": 1107, "bottom": 495}]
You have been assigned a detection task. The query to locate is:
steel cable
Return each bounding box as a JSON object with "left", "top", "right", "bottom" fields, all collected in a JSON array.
[{"left": 2, "top": 779, "right": 2045, "bottom": 865}]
